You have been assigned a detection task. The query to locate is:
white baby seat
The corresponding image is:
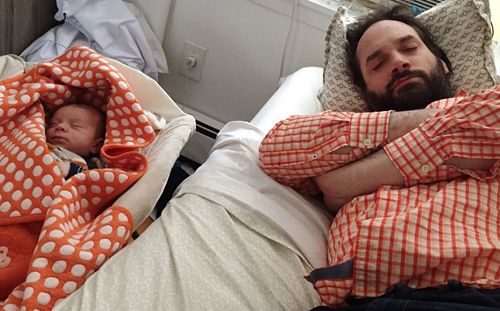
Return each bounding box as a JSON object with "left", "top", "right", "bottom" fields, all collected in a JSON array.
[{"left": 0, "top": 54, "right": 195, "bottom": 230}]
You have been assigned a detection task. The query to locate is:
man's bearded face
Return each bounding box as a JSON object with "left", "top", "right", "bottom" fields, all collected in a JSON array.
[{"left": 363, "top": 59, "right": 452, "bottom": 111}]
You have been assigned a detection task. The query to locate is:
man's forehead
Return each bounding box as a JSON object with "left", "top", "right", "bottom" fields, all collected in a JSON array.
[{"left": 356, "top": 20, "right": 421, "bottom": 59}]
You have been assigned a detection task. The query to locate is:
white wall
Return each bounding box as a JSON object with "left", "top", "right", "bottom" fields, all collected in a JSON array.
[{"left": 158, "top": 0, "right": 336, "bottom": 124}]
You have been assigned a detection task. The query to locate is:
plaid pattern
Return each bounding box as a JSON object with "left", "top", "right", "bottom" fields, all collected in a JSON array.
[
  {"left": 258, "top": 86, "right": 500, "bottom": 306},
  {"left": 259, "top": 111, "right": 391, "bottom": 194}
]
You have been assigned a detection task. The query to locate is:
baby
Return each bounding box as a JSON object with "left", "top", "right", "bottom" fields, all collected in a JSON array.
[{"left": 46, "top": 103, "right": 105, "bottom": 178}]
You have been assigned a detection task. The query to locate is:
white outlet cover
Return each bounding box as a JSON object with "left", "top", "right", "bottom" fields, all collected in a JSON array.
[{"left": 178, "top": 41, "right": 208, "bottom": 82}]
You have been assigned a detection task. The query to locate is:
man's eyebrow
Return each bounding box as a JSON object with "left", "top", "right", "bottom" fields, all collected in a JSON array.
[{"left": 365, "top": 35, "right": 418, "bottom": 66}]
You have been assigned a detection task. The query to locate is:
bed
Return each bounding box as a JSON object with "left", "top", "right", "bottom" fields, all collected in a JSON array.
[{"left": 53, "top": 66, "right": 331, "bottom": 311}]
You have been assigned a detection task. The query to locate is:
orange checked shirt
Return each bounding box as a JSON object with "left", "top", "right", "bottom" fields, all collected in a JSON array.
[{"left": 259, "top": 86, "right": 500, "bottom": 306}]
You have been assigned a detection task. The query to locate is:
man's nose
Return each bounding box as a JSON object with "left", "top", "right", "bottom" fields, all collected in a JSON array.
[{"left": 391, "top": 55, "right": 411, "bottom": 74}]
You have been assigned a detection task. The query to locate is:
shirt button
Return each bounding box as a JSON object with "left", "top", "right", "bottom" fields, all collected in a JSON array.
[
  {"left": 421, "top": 164, "right": 430, "bottom": 173},
  {"left": 311, "top": 153, "right": 319, "bottom": 159},
  {"left": 363, "top": 138, "right": 372, "bottom": 147}
]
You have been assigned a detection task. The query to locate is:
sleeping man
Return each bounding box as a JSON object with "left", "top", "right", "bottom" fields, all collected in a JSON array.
[{"left": 259, "top": 5, "right": 499, "bottom": 308}]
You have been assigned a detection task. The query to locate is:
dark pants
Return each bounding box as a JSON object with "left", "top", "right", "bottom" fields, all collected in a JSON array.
[
  {"left": 312, "top": 281, "right": 500, "bottom": 311},
  {"left": 154, "top": 162, "right": 190, "bottom": 218}
]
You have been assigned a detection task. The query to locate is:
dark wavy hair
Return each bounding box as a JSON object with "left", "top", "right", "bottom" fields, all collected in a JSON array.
[{"left": 346, "top": 5, "right": 453, "bottom": 91}]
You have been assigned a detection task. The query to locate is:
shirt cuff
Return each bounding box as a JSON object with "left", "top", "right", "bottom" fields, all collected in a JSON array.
[
  {"left": 384, "top": 127, "right": 445, "bottom": 186},
  {"left": 348, "top": 111, "right": 391, "bottom": 149}
]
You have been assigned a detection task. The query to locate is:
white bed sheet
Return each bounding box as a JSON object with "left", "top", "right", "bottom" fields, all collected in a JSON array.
[{"left": 55, "top": 121, "right": 331, "bottom": 310}]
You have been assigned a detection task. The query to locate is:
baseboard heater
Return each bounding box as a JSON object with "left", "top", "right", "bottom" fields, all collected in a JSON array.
[{"left": 177, "top": 104, "right": 224, "bottom": 165}]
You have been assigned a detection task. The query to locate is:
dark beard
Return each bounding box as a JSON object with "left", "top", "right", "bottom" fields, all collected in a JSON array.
[{"left": 363, "top": 65, "right": 452, "bottom": 112}]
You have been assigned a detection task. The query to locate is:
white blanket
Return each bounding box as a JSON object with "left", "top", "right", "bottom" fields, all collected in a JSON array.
[{"left": 55, "top": 122, "right": 331, "bottom": 310}]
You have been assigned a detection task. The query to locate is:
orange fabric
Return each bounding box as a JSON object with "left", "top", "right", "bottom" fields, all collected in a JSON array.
[
  {"left": 259, "top": 87, "right": 500, "bottom": 306},
  {"left": 0, "top": 46, "right": 156, "bottom": 310}
]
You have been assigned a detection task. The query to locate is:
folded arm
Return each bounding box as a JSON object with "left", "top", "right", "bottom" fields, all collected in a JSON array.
[
  {"left": 259, "top": 108, "right": 436, "bottom": 194},
  {"left": 317, "top": 89, "right": 500, "bottom": 211}
]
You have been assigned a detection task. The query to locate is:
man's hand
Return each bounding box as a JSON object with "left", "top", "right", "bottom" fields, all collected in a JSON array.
[
  {"left": 315, "top": 149, "right": 405, "bottom": 212},
  {"left": 387, "top": 109, "right": 441, "bottom": 141}
]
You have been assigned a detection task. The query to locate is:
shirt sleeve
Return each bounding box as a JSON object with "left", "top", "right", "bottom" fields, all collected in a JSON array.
[
  {"left": 259, "top": 110, "right": 392, "bottom": 194},
  {"left": 384, "top": 86, "right": 500, "bottom": 186}
]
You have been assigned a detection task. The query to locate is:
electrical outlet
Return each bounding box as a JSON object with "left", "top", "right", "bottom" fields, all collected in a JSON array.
[{"left": 178, "top": 41, "right": 207, "bottom": 82}]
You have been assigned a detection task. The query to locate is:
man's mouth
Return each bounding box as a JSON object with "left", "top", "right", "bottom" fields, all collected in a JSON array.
[{"left": 392, "top": 76, "right": 421, "bottom": 92}]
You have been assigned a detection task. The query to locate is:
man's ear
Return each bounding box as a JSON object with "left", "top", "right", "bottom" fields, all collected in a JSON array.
[
  {"left": 91, "top": 138, "right": 104, "bottom": 155},
  {"left": 440, "top": 59, "right": 449, "bottom": 74}
]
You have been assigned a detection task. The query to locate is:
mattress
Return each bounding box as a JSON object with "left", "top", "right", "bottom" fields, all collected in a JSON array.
[{"left": 55, "top": 121, "right": 331, "bottom": 310}]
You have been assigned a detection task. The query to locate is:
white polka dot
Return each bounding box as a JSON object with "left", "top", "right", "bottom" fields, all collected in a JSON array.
[
  {"left": 42, "top": 175, "right": 54, "bottom": 186},
  {"left": 79, "top": 251, "right": 93, "bottom": 261},
  {"left": 41, "top": 241, "right": 56, "bottom": 253},
  {"left": 96, "top": 253, "right": 106, "bottom": 265},
  {"left": 71, "top": 264, "right": 86, "bottom": 277},
  {"left": 60, "top": 244, "right": 75, "bottom": 256},
  {"left": 52, "top": 260, "right": 67, "bottom": 273},
  {"left": 49, "top": 229, "right": 65, "bottom": 238},
  {"left": 125, "top": 92, "right": 135, "bottom": 100},
  {"left": 92, "top": 197, "right": 102, "bottom": 205},
  {"left": 3, "top": 304, "right": 19, "bottom": 311},
  {"left": 45, "top": 216, "right": 57, "bottom": 226},
  {"left": 42, "top": 154, "right": 54, "bottom": 165},
  {"left": 21, "top": 199, "right": 32, "bottom": 210},
  {"left": 12, "top": 292, "right": 26, "bottom": 303},
  {"left": 99, "top": 225, "right": 113, "bottom": 235},
  {"left": 105, "top": 186, "right": 114, "bottom": 194},
  {"left": 60, "top": 190, "right": 73, "bottom": 199},
  {"left": 118, "top": 174, "right": 128, "bottom": 184},
  {"left": 14, "top": 170, "right": 24, "bottom": 181},
  {"left": 33, "top": 165, "right": 43, "bottom": 176},
  {"left": 117, "top": 226, "right": 127, "bottom": 238},
  {"left": 23, "top": 178, "right": 33, "bottom": 189},
  {"left": 89, "top": 185, "right": 101, "bottom": 194},
  {"left": 23, "top": 287, "right": 34, "bottom": 299},
  {"left": 99, "top": 239, "right": 111, "bottom": 249},
  {"left": 32, "top": 257, "right": 48, "bottom": 268},
  {"left": 101, "top": 215, "right": 113, "bottom": 224},
  {"left": 81, "top": 199, "right": 89, "bottom": 209},
  {"left": 82, "top": 241, "right": 94, "bottom": 250},
  {"left": 112, "top": 242, "right": 121, "bottom": 252},
  {"left": 118, "top": 81, "right": 128, "bottom": 89},
  {"left": 32, "top": 187, "right": 42, "bottom": 198},
  {"left": 34, "top": 146, "right": 44, "bottom": 156},
  {"left": 44, "top": 277, "right": 59, "bottom": 289},
  {"left": 26, "top": 271, "right": 41, "bottom": 283},
  {"left": 3, "top": 182, "right": 14, "bottom": 192},
  {"left": 25, "top": 158, "right": 34, "bottom": 168},
  {"left": 11, "top": 190, "right": 22, "bottom": 201},
  {"left": 52, "top": 67, "right": 63, "bottom": 74},
  {"left": 16, "top": 151, "right": 27, "bottom": 161},
  {"left": 31, "top": 208, "right": 42, "bottom": 215},
  {"left": 0, "top": 202, "right": 12, "bottom": 213},
  {"left": 63, "top": 281, "right": 77, "bottom": 294},
  {"left": 89, "top": 170, "right": 100, "bottom": 181},
  {"left": 37, "top": 292, "right": 51, "bottom": 305}
]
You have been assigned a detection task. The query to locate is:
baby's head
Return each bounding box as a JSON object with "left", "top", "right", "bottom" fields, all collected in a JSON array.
[{"left": 46, "top": 103, "right": 105, "bottom": 157}]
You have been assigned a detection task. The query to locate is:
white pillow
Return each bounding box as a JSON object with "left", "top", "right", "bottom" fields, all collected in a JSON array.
[{"left": 319, "top": 0, "right": 497, "bottom": 112}]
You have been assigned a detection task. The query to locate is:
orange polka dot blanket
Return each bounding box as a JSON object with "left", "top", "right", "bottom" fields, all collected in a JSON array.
[{"left": 0, "top": 46, "right": 156, "bottom": 309}]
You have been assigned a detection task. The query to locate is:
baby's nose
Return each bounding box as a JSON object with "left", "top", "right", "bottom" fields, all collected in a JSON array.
[{"left": 54, "top": 123, "right": 68, "bottom": 131}]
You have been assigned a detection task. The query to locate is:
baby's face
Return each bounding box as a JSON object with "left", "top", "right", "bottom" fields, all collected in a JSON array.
[{"left": 46, "top": 105, "right": 103, "bottom": 157}]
